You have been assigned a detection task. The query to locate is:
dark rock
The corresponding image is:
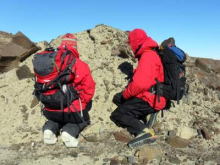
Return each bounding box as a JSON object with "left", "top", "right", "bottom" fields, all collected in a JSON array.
[
  {"left": 110, "top": 159, "right": 119, "bottom": 165},
  {"left": 101, "top": 41, "right": 107, "bottom": 45},
  {"left": 213, "top": 106, "right": 220, "bottom": 114},
  {"left": 169, "top": 157, "right": 181, "bottom": 164},
  {"left": 195, "top": 59, "right": 211, "bottom": 73},
  {"left": 16, "top": 65, "right": 34, "bottom": 80},
  {"left": 70, "top": 152, "right": 78, "bottom": 158},
  {"left": 166, "top": 136, "right": 190, "bottom": 148},
  {"left": 0, "top": 31, "right": 39, "bottom": 72},
  {"left": 201, "top": 128, "right": 211, "bottom": 140},
  {"left": 103, "top": 158, "right": 109, "bottom": 162},
  {"left": 204, "top": 88, "right": 209, "bottom": 95},
  {"left": 113, "top": 130, "right": 133, "bottom": 143}
]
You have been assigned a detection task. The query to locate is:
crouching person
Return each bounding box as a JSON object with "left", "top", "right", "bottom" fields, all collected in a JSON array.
[
  {"left": 110, "top": 29, "right": 166, "bottom": 148},
  {"left": 33, "top": 33, "right": 95, "bottom": 147}
]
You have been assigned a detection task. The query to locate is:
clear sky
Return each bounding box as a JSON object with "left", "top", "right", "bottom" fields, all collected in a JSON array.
[{"left": 1, "top": 0, "right": 219, "bottom": 59}]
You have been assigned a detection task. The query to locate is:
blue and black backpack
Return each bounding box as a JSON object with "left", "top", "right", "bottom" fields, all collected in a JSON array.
[{"left": 150, "top": 41, "right": 189, "bottom": 108}]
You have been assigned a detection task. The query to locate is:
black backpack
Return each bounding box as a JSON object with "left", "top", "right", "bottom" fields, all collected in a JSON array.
[{"left": 150, "top": 44, "right": 189, "bottom": 108}]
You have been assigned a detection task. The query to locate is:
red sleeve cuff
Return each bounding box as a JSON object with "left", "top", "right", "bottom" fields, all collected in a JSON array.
[{"left": 123, "top": 89, "right": 130, "bottom": 100}]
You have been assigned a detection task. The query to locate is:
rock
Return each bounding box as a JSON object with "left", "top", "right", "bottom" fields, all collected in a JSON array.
[
  {"left": 127, "top": 156, "right": 137, "bottom": 164},
  {"left": 166, "top": 136, "right": 190, "bottom": 148},
  {"left": 100, "top": 41, "right": 107, "bottom": 45},
  {"left": 16, "top": 65, "right": 34, "bottom": 80},
  {"left": 70, "top": 152, "right": 78, "bottom": 158},
  {"left": 195, "top": 59, "right": 211, "bottom": 73},
  {"left": 168, "top": 130, "right": 176, "bottom": 137},
  {"left": 103, "top": 158, "right": 109, "bottom": 162},
  {"left": 110, "top": 158, "right": 119, "bottom": 165},
  {"left": 113, "top": 130, "right": 133, "bottom": 143},
  {"left": 176, "top": 126, "right": 196, "bottom": 140},
  {"left": 169, "top": 157, "right": 181, "bottom": 164},
  {"left": 0, "top": 31, "right": 39, "bottom": 72},
  {"left": 111, "top": 49, "right": 121, "bottom": 56},
  {"left": 138, "top": 146, "right": 162, "bottom": 162},
  {"left": 152, "top": 123, "right": 162, "bottom": 133},
  {"left": 201, "top": 128, "right": 211, "bottom": 140},
  {"left": 213, "top": 106, "right": 220, "bottom": 114},
  {"left": 121, "top": 158, "right": 129, "bottom": 165},
  {"left": 10, "top": 144, "right": 21, "bottom": 151}
]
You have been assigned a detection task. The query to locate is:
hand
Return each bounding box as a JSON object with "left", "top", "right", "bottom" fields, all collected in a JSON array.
[{"left": 112, "top": 91, "right": 126, "bottom": 106}]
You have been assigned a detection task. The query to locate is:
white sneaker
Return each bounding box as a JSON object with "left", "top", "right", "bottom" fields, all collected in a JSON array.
[
  {"left": 43, "top": 129, "right": 57, "bottom": 144},
  {"left": 61, "top": 131, "right": 79, "bottom": 148}
]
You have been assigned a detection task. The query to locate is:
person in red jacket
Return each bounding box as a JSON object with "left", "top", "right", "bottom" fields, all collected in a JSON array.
[
  {"left": 42, "top": 33, "right": 96, "bottom": 148},
  {"left": 111, "top": 29, "right": 166, "bottom": 148}
]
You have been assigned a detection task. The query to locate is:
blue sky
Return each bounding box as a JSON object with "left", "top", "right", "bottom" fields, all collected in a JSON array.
[{"left": 1, "top": 0, "right": 219, "bottom": 59}]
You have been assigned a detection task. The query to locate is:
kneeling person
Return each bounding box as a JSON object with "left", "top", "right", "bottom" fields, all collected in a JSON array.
[{"left": 33, "top": 33, "right": 95, "bottom": 147}]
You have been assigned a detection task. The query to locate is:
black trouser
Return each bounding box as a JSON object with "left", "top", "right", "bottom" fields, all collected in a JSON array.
[
  {"left": 42, "top": 101, "right": 92, "bottom": 137},
  {"left": 110, "top": 97, "right": 157, "bottom": 135}
]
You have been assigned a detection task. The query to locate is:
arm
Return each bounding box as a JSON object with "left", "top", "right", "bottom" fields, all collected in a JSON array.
[
  {"left": 123, "top": 53, "right": 157, "bottom": 99},
  {"left": 78, "top": 64, "right": 96, "bottom": 104}
]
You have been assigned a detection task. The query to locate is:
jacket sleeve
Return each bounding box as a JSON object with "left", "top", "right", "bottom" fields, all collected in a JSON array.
[
  {"left": 123, "top": 52, "right": 158, "bottom": 99},
  {"left": 78, "top": 64, "right": 96, "bottom": 104}
]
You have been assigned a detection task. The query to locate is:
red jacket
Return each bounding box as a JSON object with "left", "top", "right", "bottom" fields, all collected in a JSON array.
[
  {"left": 123, "top": 29, "right": 166, "bottom": 110},
  {"left": 45, "top": 45, "right": 96, "bottom": 113}
]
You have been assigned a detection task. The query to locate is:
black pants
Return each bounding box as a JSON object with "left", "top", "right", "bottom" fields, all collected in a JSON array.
[
  {"left": 42, "top": 101, "right": 92, "bottom": 137},
  {"left": 43, "top": 101, "right": 92, "bottom": 124},
  {"left": 110, "top": 97, "right": 157, "bottom": 135}
]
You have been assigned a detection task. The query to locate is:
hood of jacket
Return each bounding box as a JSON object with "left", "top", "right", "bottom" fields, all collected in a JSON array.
[{"left": 128, "top": 29, "right": 158, "bottom": 58}]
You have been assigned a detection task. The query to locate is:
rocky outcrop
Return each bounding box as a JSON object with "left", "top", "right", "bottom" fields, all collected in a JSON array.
[{"left": 0, "top": 31, "right": 39, "bottom": 72}]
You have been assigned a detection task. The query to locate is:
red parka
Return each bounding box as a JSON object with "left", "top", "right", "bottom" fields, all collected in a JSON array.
[
  {"left": 45, "top": 45, "right": 96, "bottom": 113},
  {"left": 123, "top": 29, "right": 166, "bottom": 110}
]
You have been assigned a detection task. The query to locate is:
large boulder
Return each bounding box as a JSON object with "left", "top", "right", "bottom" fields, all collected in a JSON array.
[{"left": 0, "top": 31, "right": 40, "bottom": 72}]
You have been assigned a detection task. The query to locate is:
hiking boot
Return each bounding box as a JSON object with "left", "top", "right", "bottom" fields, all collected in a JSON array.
[
  {"left": 127, "top": 128, "right": 156, "bottom": 148},
  {"left": 43, "top": 129, "right": 58, "bottom": 144},
  {"left": 61, "top": 131, "right": 79, "bottom": 148}
]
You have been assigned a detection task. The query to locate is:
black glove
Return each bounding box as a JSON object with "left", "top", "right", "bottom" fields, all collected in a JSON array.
[{"left": 112, "top": 91, "right": 126, "bottom": 106}]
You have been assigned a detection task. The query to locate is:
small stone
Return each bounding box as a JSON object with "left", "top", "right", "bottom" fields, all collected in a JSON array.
[
  {"left": 71, "top": 152, "right": 78, "bottom": 158},
  {"left": 201, "top": 128, "right": 211, "bottom": 140},
  {"left": 103, "top": 158, "right": 109, "bottom": 162},
  {"left": 31, "top": 109, "right": 35, "bottom": 115},
  {"left": 113, "top": 130, "right": 133, "bottom": 143},
  {"left": 127, "top": 156, "right": 137, "bottom": 164},
  {"left": 213, "top": 107, "right": 220, "bottom": 114},
  {"left": 10, "top": 144, "right": 21, "bottom": 151},
  {"left": 169, "top": 157, "right": 181, "bottom": 164},
  {"left": 121, "top": 158, "right": 129, "bottom": 165},
  {"left": 168, "top": 130, "right": 176, "bottom": 137},
  {"left": 110, "top": 159, "right": 119, "bottom": 165},
  {"left": 138, "top": 146, "right": 162, "bottom": 161},
  {"left": 152, "top": 123, "right": 162, "bottom": 133},
  {"left": 166, "top": 136, "right": 190, "bottom": 148}
]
